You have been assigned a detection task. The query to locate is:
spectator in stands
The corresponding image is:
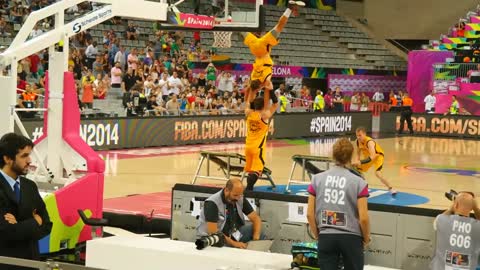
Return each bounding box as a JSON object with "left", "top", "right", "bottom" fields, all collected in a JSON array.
[
  {"left": 81, "top": 69, "right": 95, "bottom": 85},
  {"left": 178, "top": 93, "right": 188, "bottom": 114},
  {"left": 81, "top": 76, "right": 94, "bottom": 109},
  {"left": 114, "top": 46, "right": 126, "bottom": 70},
  {"left": 126, "top": 22, "right": 138, "bottom": 40},
  {"left": 424, "top": 91, "right": 436, "bottom": 114},
  {"left": 143, "top": 75, "right": 155, "bottom": 97},
  {"left": 360, "top": 92, "right": 369, "bottom": 112},
  {"left": 205, "top": 62, "right": 217, "bottom": 85},
  {"left": 166, "top": 94, "right": 180, "bottom": 115},
  {"left": 313, "top": 90, "right": 324, "bottom": 112},
  {"left": 0, "top": 17, "right": 11, "bottom": 37},
  {"left": 350, "top": 92, "right": 360, "bottom": 112},
  {"left": 217, "top": 71, "right": 227, "bottom": 97},
  {"left": 122, "top": 67, "right": 140, "bottom": 93},
  {"left": 323, "top": 89, "right": 333, "bottom": 113},
  {"left": 94, "top": 80, "right": 107, "bottom": 100},
  {"left": 167, "top": 71, "right": 183, "bottom": 95},
  {"left": 84, "top": 41, "right": 98, "bottom": 69},
  {"left": 29, "top": 53, "right": 40, "bottom": 79},
  {"left": 92, "top": 55, "right": 104, "bottom": 78},
  {"left": 333, "top": 87, "right": 344, "bottom": 113},
  {"left": 29, "top": 24, "right": 43, "bottom": 39},
  {"left": 127, "top": 48, "right": 139, "bottom": 71},
  {"left": 110, "top": 61, "right": 123, "bottom": 96},
  {"left": 146, "top": 94, "right": 166, "bottom": 116},
  {"left": 307, "top": 138, "right": 370, "bottom": 270},
  {"left": 430, "top": 192, "right": 480, "bottom": 270},
  {"left": 10, "top": 4, "right": 24, "bottom": 24},
  {"left": 197, "top": 72, "right": 207, "bottom": 87},
  {"left": 372, "top": 90, "right": 384, "bottom": 102},
  {"left": 157, "top": 72, "right": 168, "bottom": 102}
]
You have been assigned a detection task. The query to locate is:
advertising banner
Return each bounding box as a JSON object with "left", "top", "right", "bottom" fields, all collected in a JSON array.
[
  {"left": 17, "top": 112, "right": 372, "bottom": 150},
  {"left": 274, "top": 112, "right": 372, "bottom": 138},
  {"left": 380, "top": 112, "right": 480, "bottom": 138},
  {"left": 328, "top": 74, "right": 406, "bottom": 96},
  {"left": 169, "top": 12, "right": 215, "bottom": 29}
]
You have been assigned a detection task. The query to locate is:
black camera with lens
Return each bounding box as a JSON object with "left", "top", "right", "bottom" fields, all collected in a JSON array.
[
  {"left": 445, "top": 189, "right": 458, "bottom": 201},
  {"left": 195, "top": 232, "right": 225, "bottom": 250}
]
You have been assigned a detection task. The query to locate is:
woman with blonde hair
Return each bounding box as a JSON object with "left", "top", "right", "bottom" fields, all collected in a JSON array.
[{"left": 307, "top": 138, "right": 370, "bottom": 270}]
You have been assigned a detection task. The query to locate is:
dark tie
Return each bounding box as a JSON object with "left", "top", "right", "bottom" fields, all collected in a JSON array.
[{"left": 13, "top": 182, "right": 20, "bottom": 202}]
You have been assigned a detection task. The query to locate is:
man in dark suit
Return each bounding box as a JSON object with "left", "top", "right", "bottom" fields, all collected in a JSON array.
[{"left": 0, "top": 133, "right": 52, "bottom": 270}]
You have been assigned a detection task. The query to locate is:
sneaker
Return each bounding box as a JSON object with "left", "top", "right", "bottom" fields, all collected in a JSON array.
[
  {"left": 389, "top": 188, "right": 397, "bottom": 196},
  {"left": 288, "top": 1, "right": 305, "bottom": 16}
]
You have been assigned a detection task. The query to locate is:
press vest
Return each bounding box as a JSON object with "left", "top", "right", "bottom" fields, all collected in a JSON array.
[
  {"left": 314, "top": 94, "right": 325, "bottom": 111},
  {"left": 196, "top": 190, "right": 245, "bottom": 237},
  {"left": 279, "top": 95, "right": 288, "bottom": 112},
  {"left": 311, "top": 166, "right": 368, "bottom": 237},
  {"left": 450, "top": 100, "right": 459, "bottom": 114},
  {"left": 430, "top": 214, "right": 480, "bottom": 270}
]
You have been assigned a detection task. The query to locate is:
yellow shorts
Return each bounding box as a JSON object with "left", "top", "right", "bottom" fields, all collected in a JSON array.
[
  {"left": 357, "top": 155, "right": 384, "bottom": 172},
  {"left": 250, "top": 66, "right": 272, "bottom": 83},
  {"left": 244, "top": 147, "right": 266, "bottom": 173}
]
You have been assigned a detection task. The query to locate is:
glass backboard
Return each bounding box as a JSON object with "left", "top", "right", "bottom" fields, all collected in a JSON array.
[{"left": 161, "top": 0, "right": 265, "bottom": 32}]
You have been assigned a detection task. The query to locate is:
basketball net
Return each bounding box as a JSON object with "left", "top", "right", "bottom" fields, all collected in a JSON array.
[{"left": 213, "top": 31, "right": 232, "bottom": 48}]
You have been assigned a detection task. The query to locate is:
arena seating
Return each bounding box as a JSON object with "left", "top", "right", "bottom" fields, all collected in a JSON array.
[{"left": 69, "top": 3, "right": 406, "bottom": 71}]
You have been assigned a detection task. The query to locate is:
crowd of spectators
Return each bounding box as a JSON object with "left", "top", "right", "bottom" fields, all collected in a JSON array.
[{"left": 9, "top": 0, "right": 406, "bottom": 118}]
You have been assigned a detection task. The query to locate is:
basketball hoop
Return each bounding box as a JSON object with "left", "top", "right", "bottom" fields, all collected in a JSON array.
[{"left": 213, "top": 31, "right": 232, "bottom": 48}]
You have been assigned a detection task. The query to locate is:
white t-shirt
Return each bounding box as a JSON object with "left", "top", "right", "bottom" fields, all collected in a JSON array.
[
  {"left": 159, "top": 79, "right": 169, "bottom": 96},
  {"left": 111, "top": 67, "right": 122, "bottom": 85},
  {"left": 167, "top": 76, "right": 183, "bottom": 95},
  {"left": 85, "top": 45, "right": 98, "bottom": 59},
  {"left": 424, "top": 95, "right": 436, "bottom": 111},
  {"left": 224, "top": 77, "right": 234, "bottom": 92},
  {"left": 372, "top": 92, "right": 384, "bottom": 102},
  {"left": 218, "top": 76, "right": 227, "bottom": 91}
]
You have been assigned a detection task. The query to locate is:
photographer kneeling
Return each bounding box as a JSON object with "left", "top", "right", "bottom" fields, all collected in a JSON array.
[
  {"left": 196, "top": 178, "right": 264, "bottom": 249},
  {"left": 430, "top": 191, "right": 480, "bottom": 270}
]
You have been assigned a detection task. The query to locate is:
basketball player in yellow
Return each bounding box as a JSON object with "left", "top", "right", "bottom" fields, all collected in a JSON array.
[
  {"left": 244, "top": 87, "right": 278, "bottom": 190},
  {"left": 353, "top": 127, "right": 397, "bottom": 195},
  {"left": 242, "top": 1, "right": 305, "bottom": 101}
]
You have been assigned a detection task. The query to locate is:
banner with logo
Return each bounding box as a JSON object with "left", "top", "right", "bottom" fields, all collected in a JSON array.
[
  {"left": 379, "top": 112, "right": 480, "bottom": 138},
  {"left": 17, "top": 113, "right": 372, "bottom": 150},
  {"left": 168, "top": 12, "right": 215, "bottom": 29},
  {"left": 274, "top": 112, "right": 372, "bottom": 138},
  {"left": 190, "top": 63, "right": 406, "bottom": 79}
]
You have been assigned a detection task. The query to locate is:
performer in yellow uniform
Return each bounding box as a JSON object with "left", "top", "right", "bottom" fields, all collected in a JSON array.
[
  {"left": 244, "top": 87, "right": 278, "bottom": 190},
  {"left": 243, "top": 1, "right": 305, "bottom": 101},
  {"left": 353, "top": 127, "right": 397, "bottom": 195}
]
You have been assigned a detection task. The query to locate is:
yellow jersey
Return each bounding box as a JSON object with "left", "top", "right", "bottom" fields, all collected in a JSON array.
[
  {"left": 244, "top": 32, "right": 278, "bottom": 69},
  {"left": 357, "top": 136, "right": 384, "bottom": 158},
  {"left": 246, "top": 111, "right": 269, "bottom": 149}
]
